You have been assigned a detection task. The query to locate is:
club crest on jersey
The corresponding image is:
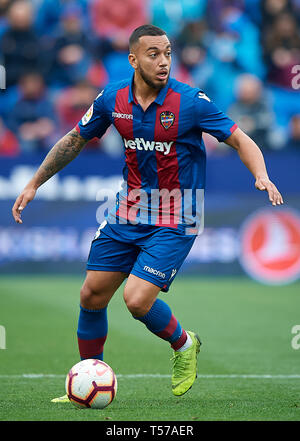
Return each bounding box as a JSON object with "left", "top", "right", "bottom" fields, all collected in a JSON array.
[{"left": 160, "top": 111, "right": 175, "bottom": 130}]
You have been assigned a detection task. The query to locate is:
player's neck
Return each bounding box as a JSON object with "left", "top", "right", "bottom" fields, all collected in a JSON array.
[{"left": 133, "top": 73, "right": 159, "bottom": 112}]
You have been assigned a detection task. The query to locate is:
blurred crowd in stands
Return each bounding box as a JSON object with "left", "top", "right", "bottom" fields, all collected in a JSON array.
[{"left": 0, "top": 0, "right": 299, "bottom": 156}]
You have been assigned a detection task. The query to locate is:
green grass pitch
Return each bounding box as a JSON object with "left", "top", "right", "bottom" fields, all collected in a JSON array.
[{"left": 0, "top": 275, "right": 299, "bottom": 421}]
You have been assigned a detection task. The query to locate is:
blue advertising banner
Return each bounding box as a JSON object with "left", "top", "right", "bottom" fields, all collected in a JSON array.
[
  {"left": 0, "top": 152, "right": 299, "bottom": 284},
  {"left": 0, "top": 150, "right": 299, "bottom": 198}
]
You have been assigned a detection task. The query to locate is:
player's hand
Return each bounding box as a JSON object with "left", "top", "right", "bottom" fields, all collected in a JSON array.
[
  {"left": 255, "top": 176, "right": 284, "bottom": 206},
  {"left": 12, "top": 188, "right": 37, "bottom": 224}
]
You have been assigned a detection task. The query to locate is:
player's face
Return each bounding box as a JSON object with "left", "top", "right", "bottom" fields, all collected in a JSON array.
[{"left": 130, "top": 35, "right": 172, "bottom": 90}]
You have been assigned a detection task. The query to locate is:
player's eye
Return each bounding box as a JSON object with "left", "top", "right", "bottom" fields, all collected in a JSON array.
[
  {"left": 166, "top": 51, "right": 172, "bottom": 57},
  {"left": 149, "top": 53, "right": 157, "bottom": 58}
]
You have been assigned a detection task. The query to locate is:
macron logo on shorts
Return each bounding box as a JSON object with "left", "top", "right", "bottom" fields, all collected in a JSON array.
[
  {"left": 124, "top": 138, "right": 173, "bottom": 155},
  {"left": 169, "top": 269, "right": 177, "bottom": 280},
  {"left": 143, "top": 266, "right": 166, "bottom": 279}
]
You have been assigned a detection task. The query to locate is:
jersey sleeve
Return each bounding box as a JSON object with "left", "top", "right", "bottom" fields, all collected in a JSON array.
[
  {"left": 194, "top": 90, "right": 238, "bottom": 142},
  {"left": 75, "top": 89, "right": 111, "bottom": 141}
]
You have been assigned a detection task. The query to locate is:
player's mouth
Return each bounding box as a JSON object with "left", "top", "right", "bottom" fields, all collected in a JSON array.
[{"left": 156, "top": 70, "right": 168, "bottom": 81}]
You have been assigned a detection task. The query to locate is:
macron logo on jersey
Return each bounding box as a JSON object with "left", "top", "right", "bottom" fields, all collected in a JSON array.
[
  {"left": 198, "top": 92, "right": 211, "bottom": 102},
  {"left": 112, "top": 112, "right": 133, "bottom": 120},
  {"left": 123, "top": 138, "right": 173, "bottom": 155}
]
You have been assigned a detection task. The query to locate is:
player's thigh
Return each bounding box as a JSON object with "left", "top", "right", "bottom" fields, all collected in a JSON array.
[
  {"left": 80, "top": 270, "right": 128, "bottom": 309},
  {"left": 130, "top": 227, "right": 197, "bottom": 293},
  {"left": 83, "top": 230, "right": 140, "bottom": 309},
  {"left": 123, "top": 274, "right": 161, "bottom": 317},
  {"left": 87, "top": 229, "right": 139, "bottom": 275}
]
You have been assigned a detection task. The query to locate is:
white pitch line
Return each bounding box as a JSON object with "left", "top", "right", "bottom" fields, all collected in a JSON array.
[{"left": 0, "top": 374, "right": 300, "bottom": 379}]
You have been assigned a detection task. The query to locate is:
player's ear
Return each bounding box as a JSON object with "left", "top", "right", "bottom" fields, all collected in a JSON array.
[{"left": 128, "top": 52, "right": 138, "bottom": 70}]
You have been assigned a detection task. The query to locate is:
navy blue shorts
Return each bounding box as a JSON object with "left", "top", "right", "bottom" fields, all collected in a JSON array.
[{"left": 86, "top": 221, "right": 197, "bottom": 292}]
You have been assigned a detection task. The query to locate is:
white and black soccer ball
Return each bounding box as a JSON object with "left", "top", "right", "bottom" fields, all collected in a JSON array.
[{"left": 65, "top": 359, "right": 117, "bottom": 409}]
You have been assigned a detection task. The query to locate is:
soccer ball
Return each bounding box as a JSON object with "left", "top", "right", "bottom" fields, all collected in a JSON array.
[{"left": 65, "top": 359, "right": 117, "bottom": 409}]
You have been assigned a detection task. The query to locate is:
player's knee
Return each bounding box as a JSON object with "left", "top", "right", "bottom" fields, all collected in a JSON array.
[
  {"left": 126, "top": 299, "right": 149, "bottom": 317},
  {"left": 80, "top": 285, "right": 95, "bottom": 308},
  {"left": 80, "top": 285, "right": 109, "bottom": 310},
  {"left": 123, "top": 290, "right": 151, "bottom": 317}
]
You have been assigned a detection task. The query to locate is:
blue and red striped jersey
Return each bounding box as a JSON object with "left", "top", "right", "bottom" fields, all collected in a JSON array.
[{"left": 76, "top": 74, "right": 237, "bottom": 230}]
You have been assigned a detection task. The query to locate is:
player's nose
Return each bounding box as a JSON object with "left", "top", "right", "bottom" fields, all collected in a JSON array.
[{"left": 158, "top": 55, "right": 169, "bottom": 67}]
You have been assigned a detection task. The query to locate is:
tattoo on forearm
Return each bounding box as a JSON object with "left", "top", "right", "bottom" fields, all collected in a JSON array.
[{"left": 35, "top": 129, "right": 87, "bottom": 187}]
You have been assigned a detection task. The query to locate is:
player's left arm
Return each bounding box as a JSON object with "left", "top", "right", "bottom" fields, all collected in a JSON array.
[{"left": 224, "top": 127, "right": 283, "bottom": 206}]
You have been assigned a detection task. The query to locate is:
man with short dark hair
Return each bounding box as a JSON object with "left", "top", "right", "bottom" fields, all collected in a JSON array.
[
  {"left": 12, "top": 24, "right": 283, "bottom": 402},
  {"left": 0, "top": 0, "right": 47, "bottom": 87}
]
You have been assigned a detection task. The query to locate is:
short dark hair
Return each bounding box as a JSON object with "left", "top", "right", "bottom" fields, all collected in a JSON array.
[{"left": 129, "top": 24, "right": 167, "bottom": 50}]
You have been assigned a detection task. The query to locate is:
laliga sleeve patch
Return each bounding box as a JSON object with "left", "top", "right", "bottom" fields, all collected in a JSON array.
[
  {"left": 81, "top": 104, "right": 94, "bottom": 126},
  {"left": 198, "top": 92, "right": 211, "bottom": 102}
]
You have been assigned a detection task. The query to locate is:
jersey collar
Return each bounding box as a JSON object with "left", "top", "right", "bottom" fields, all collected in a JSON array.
[{"left": 128, "top": 72, "right": 170, "bottom": 106}]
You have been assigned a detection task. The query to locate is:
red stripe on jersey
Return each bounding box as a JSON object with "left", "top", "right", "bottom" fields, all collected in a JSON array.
[
  {"left": 114, "top": 86, "right": 141, "bottom": 222},
  {"left": 154, "top": 89, "right": 181, "bottom": 228},
  {"left": 230, "top": 123, "right": 238, "bottom": 133}
]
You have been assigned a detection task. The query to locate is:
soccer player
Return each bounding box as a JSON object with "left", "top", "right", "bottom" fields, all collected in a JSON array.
[{"left": 12, "top": 25, "right": 283, "bottom": 401}]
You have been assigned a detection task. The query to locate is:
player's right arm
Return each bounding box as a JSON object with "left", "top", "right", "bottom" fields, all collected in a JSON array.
[{"left": 12, "top": 128, "right": 87, "bottom": 224}]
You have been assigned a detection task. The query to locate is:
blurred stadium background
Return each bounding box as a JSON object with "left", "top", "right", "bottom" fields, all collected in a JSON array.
[{"left": 0, "top": 0, "right": 299, "bottom": 283}]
